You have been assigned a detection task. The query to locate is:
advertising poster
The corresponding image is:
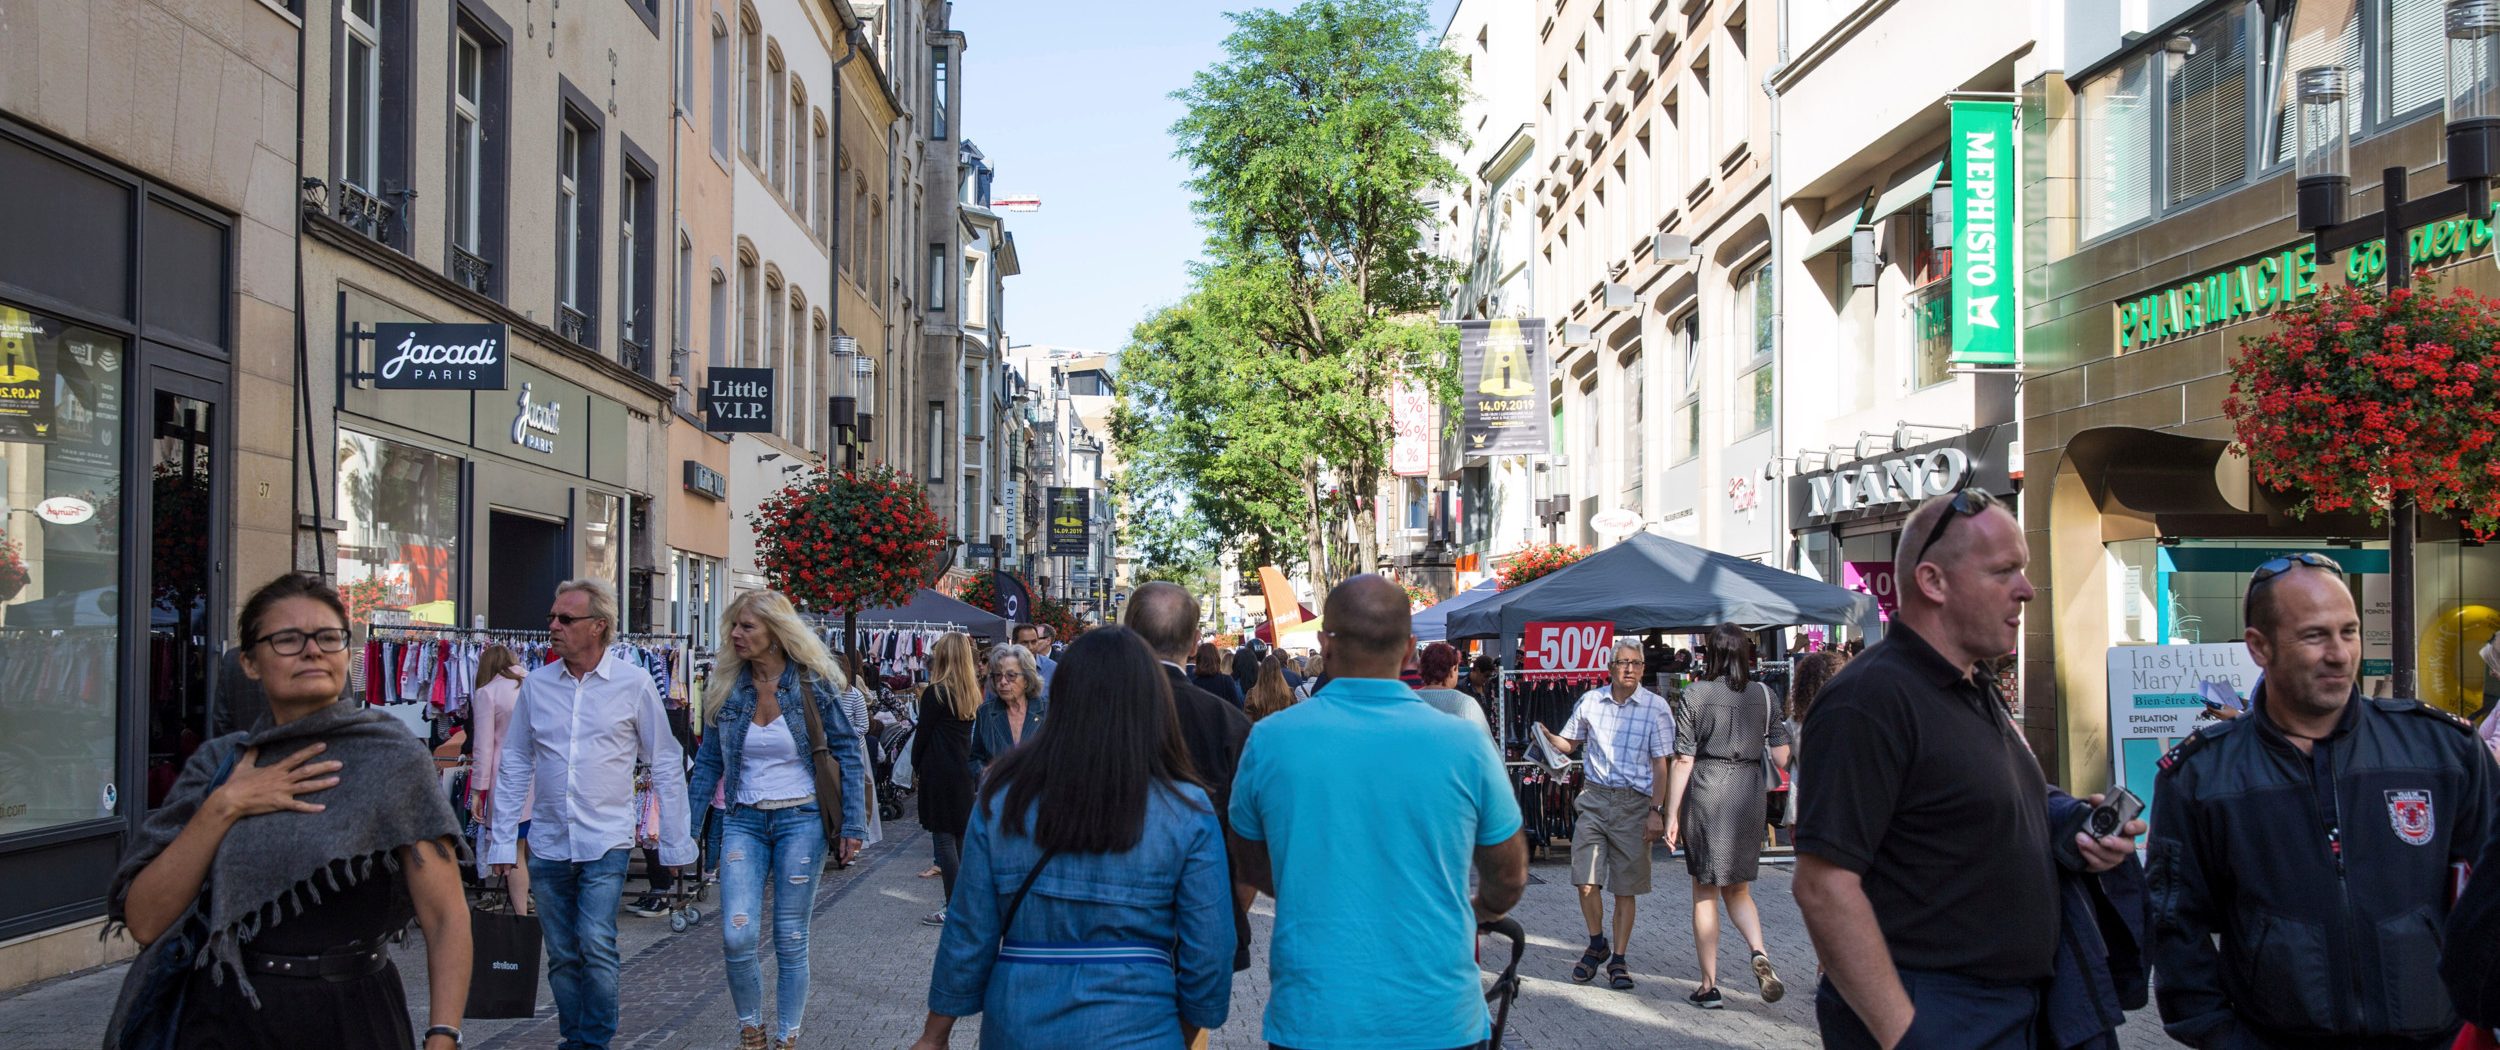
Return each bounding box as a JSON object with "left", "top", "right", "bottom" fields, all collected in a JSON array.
[
  {"left": 2105, "top": 643, "right": 2263, "bottom": 831},
  {"left": 0, "top": 307, "right": 55, "bottom": 443},
  {"left": 1390, "top": 381, "right": 1431, "bottom": 476},
  {"left": 1457, "top": 318, "right": 1549, "bottom": 456},
  {"left": 1048, "top": 487, "right": 1089, "bottom": 555},
  {"left": 1950, "top": 99, "right": 2017, "bottom": 364}
]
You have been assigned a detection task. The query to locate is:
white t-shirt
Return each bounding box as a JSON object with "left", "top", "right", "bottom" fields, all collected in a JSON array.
[{"left": 736, "top": 714, "right": 817, "bottom": 805}]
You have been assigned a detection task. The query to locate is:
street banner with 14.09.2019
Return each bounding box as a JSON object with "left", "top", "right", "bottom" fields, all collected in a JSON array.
[{"left": 1458, "top": 318, "right": 1551, "bottom": 456}]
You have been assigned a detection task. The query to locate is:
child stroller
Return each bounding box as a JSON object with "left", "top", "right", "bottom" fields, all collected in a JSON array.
[{"left": 1482, "top": 917, "right": 1527, "bottom": 1049}]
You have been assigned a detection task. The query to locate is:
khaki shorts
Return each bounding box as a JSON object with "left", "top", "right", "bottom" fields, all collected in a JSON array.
[{"left": 1570, "top": 783, "right": 1655, "bottom": 896}]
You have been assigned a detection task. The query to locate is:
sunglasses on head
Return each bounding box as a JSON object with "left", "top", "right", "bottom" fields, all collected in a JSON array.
[
  {"left": 2243, "top": 552, "right": 2345, "bottom": 621},
  {"left": 1909, "top": 489, "right": 2001, "bottom": 567}
]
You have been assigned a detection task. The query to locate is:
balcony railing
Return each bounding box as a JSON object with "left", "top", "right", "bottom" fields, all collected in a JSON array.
[
  {"left": 619, "top": 334, "right": 650, "bottom": 375},
  {"left": 335, "top": 181, "right": 399, "bottom": 244},
  {"left": 557, "top": 305, "right": 589, "bottom": 346},
  {"left": 451, "top": 245, "right": 493, "bottom": 295}
]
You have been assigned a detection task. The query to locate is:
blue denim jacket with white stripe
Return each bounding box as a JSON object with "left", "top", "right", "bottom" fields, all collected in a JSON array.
[{"left": 926, "top": 782, "right": 1235, "bottom": 1048}]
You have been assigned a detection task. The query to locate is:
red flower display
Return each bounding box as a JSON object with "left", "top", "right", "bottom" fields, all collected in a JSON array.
[
  {"left": 1403, "top": 581, "right": 1434, "bottom": 609},
  {"left": 1497, "top": 542, "right": 1591, "bottom": 590},
  {"left": 751, "top": 464, "right": 948, "bottom": 613},
  {"left": 2225, "top": 276, "right": 2500, "bottom": 537},
  {"left": 0, "top": 532, "right": 28, "bottom": 599}
]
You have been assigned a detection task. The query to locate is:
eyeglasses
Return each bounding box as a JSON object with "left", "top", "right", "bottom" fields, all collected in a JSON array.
[
  {"left": 1610, "top": 660, "right": 1645, "bottom": 669},
  {"left": 252, "top": 628, "right": 351, "bottom": 656},
  {"left": 547, "top": 612, "right": 602, "bottom": 626},
  {"left": 990, "top": 672, "right": 1021, "bottom": 682},
  {"left": 2244, "top": 552, "right": 2345, "bottom": 620},
  {"left": 1909, "top": 489, "right": 2000, "bottom": 568}
]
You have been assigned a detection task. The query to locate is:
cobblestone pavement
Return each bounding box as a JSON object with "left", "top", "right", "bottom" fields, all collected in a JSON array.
[{"left": 0, "top": 831, "right": 2178, "bottom": 1049}]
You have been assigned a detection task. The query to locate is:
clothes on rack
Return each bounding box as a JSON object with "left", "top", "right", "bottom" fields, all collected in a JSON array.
[{"left": 815, "top": 624, "right": 956, "bottom": 683}]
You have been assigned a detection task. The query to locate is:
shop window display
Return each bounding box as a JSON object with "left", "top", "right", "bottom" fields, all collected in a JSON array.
[
  {"left": 337, "top": 430, "right": 462, "bottom": 625},
  {"left": 0, "top": 303, "right": 125, "bottom": 836}
]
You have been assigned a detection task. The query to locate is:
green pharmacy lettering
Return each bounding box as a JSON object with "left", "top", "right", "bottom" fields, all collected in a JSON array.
[{"left": 2116, "top": 208, "right": 2500, "bottom": 352}]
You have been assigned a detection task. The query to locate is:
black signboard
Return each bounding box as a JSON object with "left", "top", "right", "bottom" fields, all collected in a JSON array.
[
  {"left": 372, "top": 322, "right": 510, "bottom": 390},
  {"left": 1048, "top": 487, "right": 1090, "bottom": 555},
  {"left": 683, "top": 460, "right": 728, "bottom": 501},
  {"left": 704, "top": 367, "right": 775, "bottom": 433},
  {"left": 1457, "top": 318, "right": 1550, "bottom": 457}
]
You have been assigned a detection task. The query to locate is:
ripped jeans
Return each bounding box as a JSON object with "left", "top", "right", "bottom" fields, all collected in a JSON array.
[{"left": 718, "top": 801, "right": 827, "bottom": 1040}]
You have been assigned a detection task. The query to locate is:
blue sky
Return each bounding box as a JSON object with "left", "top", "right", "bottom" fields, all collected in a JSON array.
[{"left": 961, "top": 0, "right": 1463, "bottom": 358}]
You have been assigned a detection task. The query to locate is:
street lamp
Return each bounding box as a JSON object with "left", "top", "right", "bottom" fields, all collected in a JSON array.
[
  {"left": 828, "top": 335, "right": 860, "bottom": 472},
  {"left": 2294, "top": 0, "right": 2500, "bottom": 698}
]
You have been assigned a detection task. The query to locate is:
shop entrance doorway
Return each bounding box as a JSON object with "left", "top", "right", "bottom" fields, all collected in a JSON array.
[{"left": 487, "top": 511, "right": 568, "bottom": 630}]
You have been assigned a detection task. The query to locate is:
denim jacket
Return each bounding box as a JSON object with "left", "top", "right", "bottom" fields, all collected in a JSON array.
[
  {"left": 687, "top": 665, "right": 870, "bottom": 840},
  {"left": 927, "top": 783, "right": 1235, "bottom": 1049}
]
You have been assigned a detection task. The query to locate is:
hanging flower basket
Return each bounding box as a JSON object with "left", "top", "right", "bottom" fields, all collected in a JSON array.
[
  {"left": 751, "top": 465, "right": 948, "bottom": 613},
  {"left": 0, "top": 533, "right": 29, "bottom": 602},
  {"left": 1404, "top": 581, "right": 1435, "bottom": 610},
  {"left": 1497, "top": 542, "right": 1590, "bottom": 590},
  {"left": 2224, "top": 275, "right": 2500, "bottom": 537}
]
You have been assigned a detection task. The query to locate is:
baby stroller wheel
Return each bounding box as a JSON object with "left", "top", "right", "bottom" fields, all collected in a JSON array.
[
  {"left": 669, "top": 912, "right": 688, "bottom": 933},
  {"left": 684, "top": 905, "right": 702, "bottom": 923},
  {"left": 880, "top": 800, "right": 902, "bottom": 820}
]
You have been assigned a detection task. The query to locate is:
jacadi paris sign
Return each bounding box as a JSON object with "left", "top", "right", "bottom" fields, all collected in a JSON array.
[{"left": 2117, "top": 208, "right": 2500, "bottom": 352}]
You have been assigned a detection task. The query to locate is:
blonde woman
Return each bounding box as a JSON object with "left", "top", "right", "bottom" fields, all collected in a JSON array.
[
  {"left": 684, "top": 590, "right": 870, "bottom": 1050},
  {"left": 911, "top": 632, "right": 982, "bottom": 926}
]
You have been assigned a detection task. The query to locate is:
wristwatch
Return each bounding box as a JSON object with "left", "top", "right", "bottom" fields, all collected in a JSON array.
[
  {"left": 1649, "top": 805, "right": 1666, "bottom": 815},
  {"left": 424, "top": 1026, "right": 463, "bottom": 1048}
]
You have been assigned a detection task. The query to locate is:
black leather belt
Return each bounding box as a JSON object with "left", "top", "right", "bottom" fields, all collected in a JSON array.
[{"left": 241, "top": 940, "right": 390, "bottom": 982}]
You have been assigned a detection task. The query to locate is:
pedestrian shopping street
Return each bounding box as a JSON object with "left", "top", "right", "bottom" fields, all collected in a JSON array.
[{"left": 0, "top": 822, "right": 2177, "bottom": 1050}]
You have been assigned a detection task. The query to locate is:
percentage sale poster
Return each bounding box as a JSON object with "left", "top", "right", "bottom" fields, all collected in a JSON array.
[{"left": 1520, "top": 621, "right": 1614, "bottom": 681}]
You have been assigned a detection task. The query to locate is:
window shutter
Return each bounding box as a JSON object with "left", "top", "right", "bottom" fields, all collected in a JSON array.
[
  {"left": 2384, "top": 0, "right": 2443, "bottom": 118},
  {"left": 2083, "top": 54, "right": 2156, "bottom": 237},
  {"left": 2272, "top": 0, "right": 2363, "bottom": 166},
  {"left": 2167, "top": 7, "right": 2252, "bottom": 205}
]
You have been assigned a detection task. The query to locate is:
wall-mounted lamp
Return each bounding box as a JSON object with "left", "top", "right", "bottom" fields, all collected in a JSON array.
[{"left": 1849, "top": 225, "right": 1881, "bottom": 288}]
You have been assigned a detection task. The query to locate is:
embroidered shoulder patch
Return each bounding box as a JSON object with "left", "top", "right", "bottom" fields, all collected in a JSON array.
[{"left": 2388, "top": 789, "right": 2436, "bottom": 846}]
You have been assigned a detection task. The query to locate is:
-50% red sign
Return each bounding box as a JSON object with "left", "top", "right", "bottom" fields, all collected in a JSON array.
[{"left": 1521, "top": 621, "right": 1615, "bottom": 680}]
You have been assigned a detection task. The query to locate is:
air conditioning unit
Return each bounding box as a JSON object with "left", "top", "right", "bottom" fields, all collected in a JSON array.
[
  {"left": 1652, "top": 232, "right": 1695, "bottom": 263},
  {"left": 1604, "top": 282, "right": 1636, "bottom": 308},
  {"left": 1563, "top": 322, "right": 1593, "bottom": 345}
]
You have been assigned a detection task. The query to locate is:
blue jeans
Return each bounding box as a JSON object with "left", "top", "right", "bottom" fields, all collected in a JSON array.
[
  {"left": 529, "top": 848, "right": 631, "bottom": 1050},
  {"left": 720, "top": 803, "right": 828, "bottom": 1039}
]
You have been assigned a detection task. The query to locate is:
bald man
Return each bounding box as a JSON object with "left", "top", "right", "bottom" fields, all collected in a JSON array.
[{"left": 1229, "top": 575, "right": 1528, "bottom": 1049}]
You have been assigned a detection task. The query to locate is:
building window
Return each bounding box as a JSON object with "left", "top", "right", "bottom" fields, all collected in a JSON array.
[
  {"left": 789, "top": 82, "right": 808, "bottom": 211},
  {"left": 557, "top": 122, "right": 582, "bottom": 314},
  {"left": 338, "top": 428, "right": 463, "bottom": 628},
  {"left": 928, "top": 243, "right": 947, "bottom": 311},
  {"left": 931, "top": 46, "right": 950, "bottom": 140},
  {"left": 2080, "top": 52, "right": 2156, "bottom": 238},
  {"left": 1671, "top": 311, "right": 1700, "bottom": 464},
  {"left": 447, "top": 19, "right": 506, "bottom": 296},
  {"left": 708, "top": 267, "right": 729, "bottom": 369},
  {"left": 555, "top": 103, "right": 601, "bottom": 347},
  {"left": 738, "top": 252, "right": 758, "bottom": 366},
  {"left": 1910, "top": 278, "right": 1954, "bottom": 390},
  {"left": 673, "top": 551, "right": 722, "bottom": 648},
  {"left": 1734, "top": 261, "right": 1772, "bottom": 437},
  {"left": 963, "top": 250, "right": 987, "bottom": 327},
  {"left": 676, "top": 233, "right": 693, "bottom": 356},
  {"left": 343, "top": 0, "right": 384, "bottom": 192},
  {"left": 786, "top": 294, "right": 806, "bottom": 439},
  {"left": 813, "top": 117, "right": 830, "bottom": 239},
  {"left": 739, "top": 9, "right": 760, "bottom": 161},
  {"left": 621, "top": 160, "right": 655, "bottom": 371},
  {"left": 851, "top": 176, "right": 869, "bottom": 278},
  {"left": 451, "top": 32, "right": 484, "bottom": 256},
  {"left": 2166, "top": 4, "right": 2253, "bottom": 206},
  {"left": 676, "top": 0, "right": 694, "bottom": 116},
  {"left": 711, "top": 16, "right": 732, "bottom": 158},
  {"left": 766, "top": 49, "right": 785, "bottom": 192},
  {"left": 929, "top": 402, "right": 948, "bottom": 477},
  {"left": 870, "top": 200, "right": 884, "bottom": 290},
  {"left": 2384, "top": 0, "right": 2443, "bottom": 121},
  {"left": 1621, "top": 351, "right": 1645, "bottom": 515},
  {"left": 765, "top": 273, "right": 784, "bottom": 424},
  {"left": 337, "top": 0, "right": 412, "bottom": 245}
]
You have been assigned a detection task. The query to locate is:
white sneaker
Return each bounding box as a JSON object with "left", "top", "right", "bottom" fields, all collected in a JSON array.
[{"left": 920, "top": 909, "right": 946, "bottom": 927}]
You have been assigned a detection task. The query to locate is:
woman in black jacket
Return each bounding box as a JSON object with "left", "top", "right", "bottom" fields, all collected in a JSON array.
[{"left": 911, "top": 632, "right": 981, "bottom": 928}]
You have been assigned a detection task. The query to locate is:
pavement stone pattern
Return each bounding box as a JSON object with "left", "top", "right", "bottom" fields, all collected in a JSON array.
[{"left": 0, "top": 832, "right": 2180, "bottom": 1049}]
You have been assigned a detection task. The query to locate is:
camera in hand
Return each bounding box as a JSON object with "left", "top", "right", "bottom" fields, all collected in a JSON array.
[{"left": 2089, "top": 786, "right": 2144, "bottom": 839}]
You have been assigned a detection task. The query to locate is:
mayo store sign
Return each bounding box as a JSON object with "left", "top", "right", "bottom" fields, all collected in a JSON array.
[{"left": 2117, "top": 211, "right": 2497, "bottom": 352}]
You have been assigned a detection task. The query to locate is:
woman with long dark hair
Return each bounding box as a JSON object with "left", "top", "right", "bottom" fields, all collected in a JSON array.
[
  {"left": 910, "top": 628, "right": 1234, "bottom": 1049},
  {"left": 106, "top": 575, "right": 470, "bottom": 1050},
  {"left": 1661, "top": 623, "right": 1792, "bottom": 1010},
  {"left": 1245, "top": 654, "right": 1298, "bottom": 723}
]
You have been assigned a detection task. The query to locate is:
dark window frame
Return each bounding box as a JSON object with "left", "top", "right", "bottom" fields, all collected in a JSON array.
[
  {"left": 446, "top": 0, "right": 511, "bottom": 300},
  {"left": 333, "top": 0, "right": 417, "bottom": 251},
  {"left": 620, "top": 135, "right": 661, "bottom": 375},
  {"left": 556, "top": 77, "right": 606, "bottom": 350},
  {"left": 617, "top": 0, "right": 660, "bottom": 38}
]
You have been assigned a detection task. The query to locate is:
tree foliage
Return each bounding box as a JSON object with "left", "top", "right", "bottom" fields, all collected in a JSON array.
[{"left": 1117, "top": 0, "right": 1465, "bottom": 590}]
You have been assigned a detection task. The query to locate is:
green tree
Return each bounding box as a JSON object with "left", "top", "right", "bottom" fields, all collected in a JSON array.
[{"left": 1127, "top": 0, "right": 1464, "bottom": 589}]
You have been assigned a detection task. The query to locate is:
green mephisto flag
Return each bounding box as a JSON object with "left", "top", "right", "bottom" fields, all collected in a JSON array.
[{"left": 1951, "top": 100, "right": 2016, "bottom": 365}]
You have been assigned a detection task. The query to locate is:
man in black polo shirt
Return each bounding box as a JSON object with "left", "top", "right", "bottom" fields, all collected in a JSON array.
[{"left": 1796, "top": 491, "right": 2137, "bottom": 1049}]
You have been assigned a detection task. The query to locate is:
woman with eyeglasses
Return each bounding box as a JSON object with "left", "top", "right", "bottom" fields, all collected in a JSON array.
[
  {"left": 913, "top": 632, "right": 983, "bottom": 927},
  {"left": 971, "top": 644, "right": 1047, "bottom": 778},
  {"left": 105, "top": 575, "right": 471, "bottom": 1050},
  {"left": 1661, "top": 623, "right": 1791, "bottom": 1010}
]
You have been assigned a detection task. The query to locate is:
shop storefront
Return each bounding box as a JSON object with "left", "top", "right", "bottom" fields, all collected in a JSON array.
[
  {"left": 1786, "top": 424, "right": 2020, "bottom": 627},
  {"left": 2023, "top": 5, "right": 2500, "bottom": 792},
  {"left": 336, "top": 289, "right": 643, "bottom": 631},
  {"left": 0, "top": 123, "right": 241, "bottom": 939}
]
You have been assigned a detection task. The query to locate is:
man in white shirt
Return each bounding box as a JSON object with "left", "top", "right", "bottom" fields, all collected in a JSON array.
[{"left": 490, "top": 579, "right": 694, "bottom": 1050}]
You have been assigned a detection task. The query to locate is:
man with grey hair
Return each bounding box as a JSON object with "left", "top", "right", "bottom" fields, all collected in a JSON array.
[
  {"left": 489, "top": 578, "right": 692, "bottom": 1050},
  {"left": 1537, "top": 636, "right": 1675, "bottom": 992}
]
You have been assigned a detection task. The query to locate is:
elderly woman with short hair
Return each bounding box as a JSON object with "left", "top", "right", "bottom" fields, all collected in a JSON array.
[{"left": 970, "top": 644, "right": 1047, "bottom": 779}]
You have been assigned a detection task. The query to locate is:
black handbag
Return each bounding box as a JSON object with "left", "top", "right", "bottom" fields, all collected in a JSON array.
[
  {"left": 464, "top": 907, "right": 544, "bottom": 1019},
  {"left": 110, "top": 748, "right": 245, "bottom": 1050}
]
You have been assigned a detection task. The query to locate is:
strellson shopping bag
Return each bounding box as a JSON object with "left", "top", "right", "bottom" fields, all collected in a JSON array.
[{"left": 465, "top": 908, "right": 543, "bottom": 1019}]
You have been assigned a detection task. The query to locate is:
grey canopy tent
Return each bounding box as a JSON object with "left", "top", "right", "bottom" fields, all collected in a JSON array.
[
  {"left": 1410, "top": 578, "right": 1502, "bottom": 642},
  {"left": 853, "top": 588, "right": 1013, "bottom": 642},
  {"left": 1445, "top": 532, "right": 1879, "bottom": 641}
]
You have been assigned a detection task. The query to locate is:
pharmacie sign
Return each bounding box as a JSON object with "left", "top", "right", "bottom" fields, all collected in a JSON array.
[{"left": 2117, "top": 211, "right": 2498, "bottom": 352}]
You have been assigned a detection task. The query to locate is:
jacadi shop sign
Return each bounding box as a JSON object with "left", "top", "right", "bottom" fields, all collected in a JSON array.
[{"left": 2116, "top": 210, "right": 2499, "bottom": 352}]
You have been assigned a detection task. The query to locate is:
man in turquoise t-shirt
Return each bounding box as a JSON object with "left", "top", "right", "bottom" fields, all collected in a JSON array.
[{"left": 1231, "top": 575, "right": 1530, "bottom": 1050}]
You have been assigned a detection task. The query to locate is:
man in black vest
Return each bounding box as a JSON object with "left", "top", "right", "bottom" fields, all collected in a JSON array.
[{"left": 1125, "top": 583, "right": 1256, "bottom": 994}]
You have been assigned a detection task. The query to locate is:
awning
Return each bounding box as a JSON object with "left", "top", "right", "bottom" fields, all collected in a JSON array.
[
  {"left": 1870, "top": 154, "right": 1946, "bottom": 222},
  {"left": 1802, "top": 191, "right": 1871, "bottom": 256}
]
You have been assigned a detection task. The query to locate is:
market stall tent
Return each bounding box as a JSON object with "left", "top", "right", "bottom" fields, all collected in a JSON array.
[
  {"left": 1410, "top": 578, "right": 1502, "bottom": 642},
  {"left": 853, "top": 588, "right": 1013, "bottom": 642},
  {"left": 1446, "top": 532, "right": 1879, "bottom": 641}
]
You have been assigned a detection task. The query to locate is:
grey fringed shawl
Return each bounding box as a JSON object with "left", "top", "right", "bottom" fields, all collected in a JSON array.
[{"left": 104, "top": 701, "right": 466, "bottom": 1011}]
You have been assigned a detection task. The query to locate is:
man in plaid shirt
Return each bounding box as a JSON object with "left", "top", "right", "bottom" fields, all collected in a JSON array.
[{"left": 1537, "top": 639, "right": 1675, "bottom": 992}]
